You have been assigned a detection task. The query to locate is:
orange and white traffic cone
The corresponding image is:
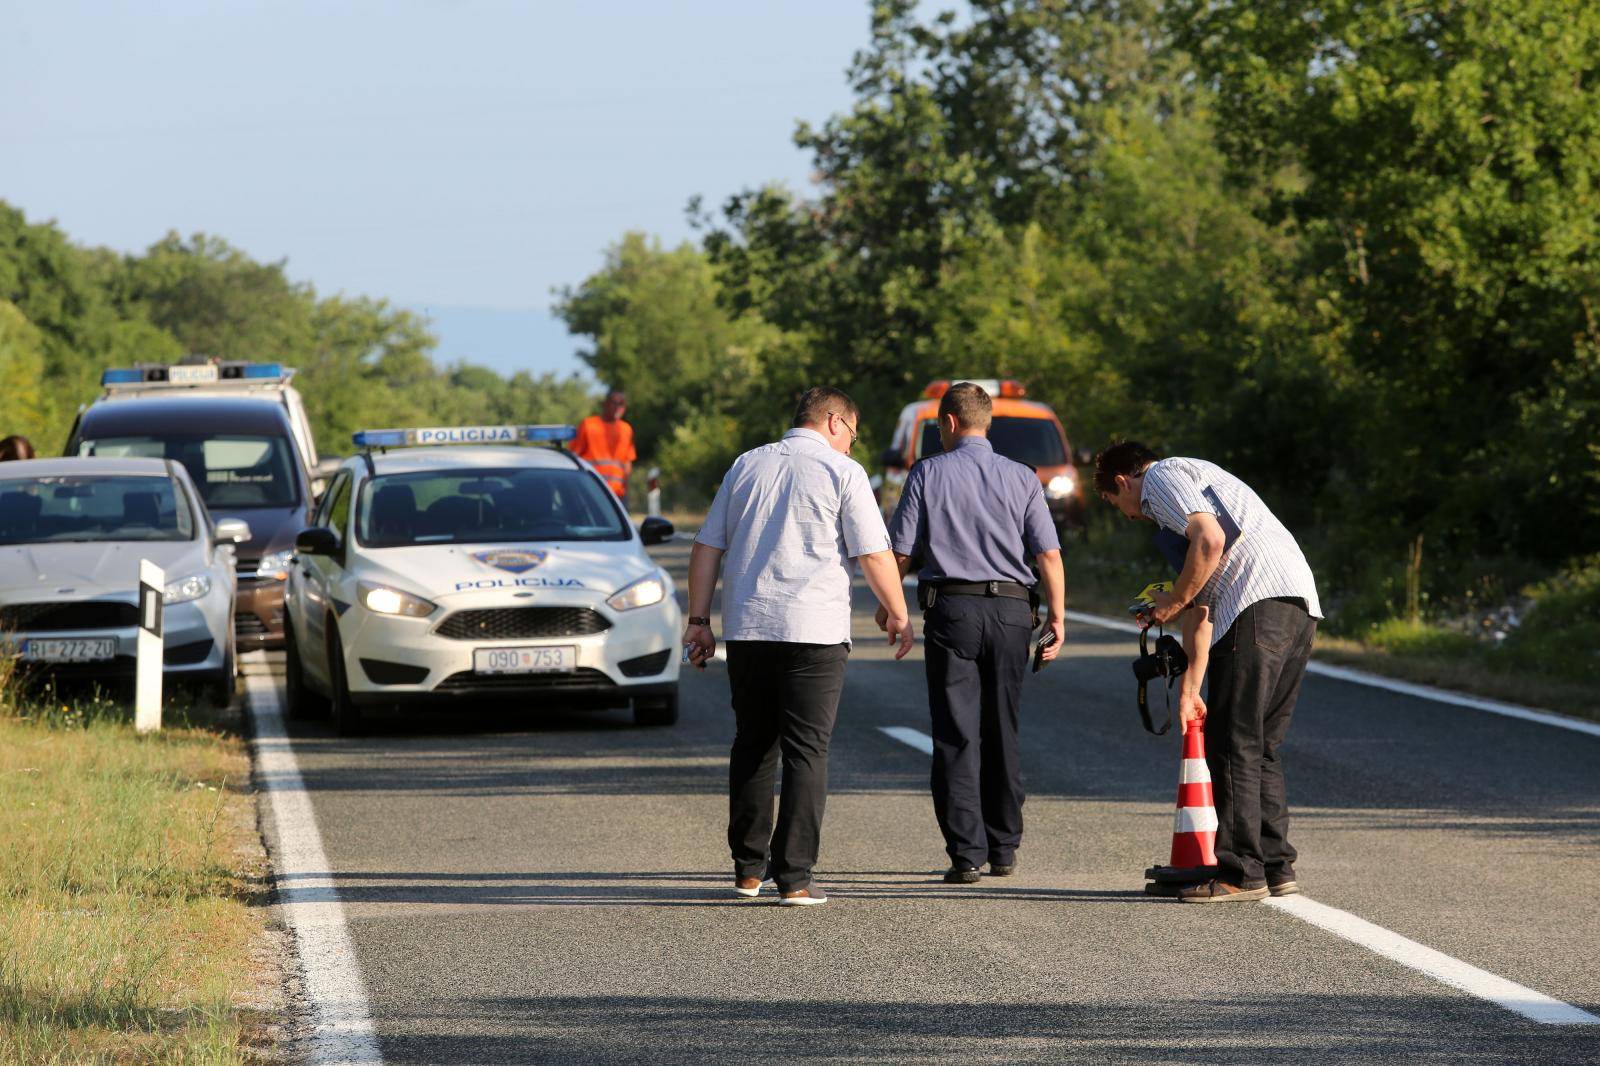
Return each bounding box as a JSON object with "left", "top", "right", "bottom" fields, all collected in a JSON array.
[{"left": 1145, "top": 719, "right": 1221, "bottom": 889}]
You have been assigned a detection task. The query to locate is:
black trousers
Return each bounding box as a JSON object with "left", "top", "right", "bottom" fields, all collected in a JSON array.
[
  {"left": 1204, "top": 597, "right": 1317, "bottom": 887},
  {"left": 726, "top": 640, "right": 849, "bottom": 892},
  {"left": 922, "top": 594, "right": 1032, "bottom": 869}
]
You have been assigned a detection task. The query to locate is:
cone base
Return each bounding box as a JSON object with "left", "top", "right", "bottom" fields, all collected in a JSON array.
[{"left": 1145, "top": 864, "right": 1221, "bottom": 884}]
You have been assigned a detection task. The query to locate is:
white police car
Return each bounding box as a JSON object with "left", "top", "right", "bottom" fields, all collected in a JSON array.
[{"left": 281, "top": 425, "right": 681, "bottom": 734}]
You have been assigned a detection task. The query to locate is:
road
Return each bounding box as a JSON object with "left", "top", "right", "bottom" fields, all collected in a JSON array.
[{"left": 252, "top": 536, "right": 1600, "bottom": 1064}]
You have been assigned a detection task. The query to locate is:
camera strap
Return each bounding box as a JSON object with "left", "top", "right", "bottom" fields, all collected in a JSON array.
[{"left": 1133, "top": 627, "right": 1188, "bottom": 736}]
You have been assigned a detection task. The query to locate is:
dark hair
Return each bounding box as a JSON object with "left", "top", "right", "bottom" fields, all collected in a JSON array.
[
  {"left": 792, "top": 386, "right": 860, "bottom": 429},
  {"left": 604, "top": 388, "right": 627, "bottom": 402},
  {"left": 1094, "top": 440, "right": 1159, "bottom": 495},
  {"left": 0, "top": 435, "right": 35, "bottom": 461},
  {"left": 939, "top": 381, "right": 993, "bottom": 431}
]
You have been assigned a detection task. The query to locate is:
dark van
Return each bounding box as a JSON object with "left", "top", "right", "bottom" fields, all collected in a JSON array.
[{"left": 67, "top": 395, "right": 314, "bottom": 649}]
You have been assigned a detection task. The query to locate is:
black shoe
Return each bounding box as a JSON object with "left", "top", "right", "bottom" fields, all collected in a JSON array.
[
  {"left": 987, "top": 858, "right": 1017, "bottom": 877},
  {"left": 943, "top": 865, "right": 982, "bottom": 884}
]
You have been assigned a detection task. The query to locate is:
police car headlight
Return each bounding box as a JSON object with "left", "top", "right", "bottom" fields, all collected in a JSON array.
[
  {"left": 256, "top": 549, "right": 295, "bottom": 581},
  {"left": 163, "top": 573, "right": 213, "bottom": 605},
  {"left": 358, "top": 581, "right": 436, "bottom": 618},
  {"left": 1046, "top": 474, "right": 1076, "bottom": 499},
  {"left": 607, "top": 574, "right": 667, "bottom": 612}
]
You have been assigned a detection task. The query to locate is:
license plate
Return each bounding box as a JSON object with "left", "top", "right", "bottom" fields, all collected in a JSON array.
[
  {"left": 473, "top": 645, "right": 577, "bottom": 674},
  {"left": 167, "top": 364, "right": 219, "bottom": 384},
  {"left": 21, "top": 638, "right": 117, "bottom": 663}
]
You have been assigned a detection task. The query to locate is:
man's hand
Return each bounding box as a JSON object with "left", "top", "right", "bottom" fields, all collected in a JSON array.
[
  {"left": 1147, "top": 589, "right": 1185, "bottom": 627},
  {"left": 875, "top": 603, "right": 890, "bottom": 632},
  {"left": 884, "top": 612, "right": 914, "bottom": 659},
  {"left": 682, "top": 622, "right": 715, "bottom": 670},
  {"left": 1040, "top": 615, "right": 1065, "bottom": 663},
  {"left": 1179, "top": 692, "right": 1207, "bottom": 728}
]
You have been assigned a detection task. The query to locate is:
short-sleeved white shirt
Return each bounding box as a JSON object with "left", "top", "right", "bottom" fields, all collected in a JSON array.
[
  {"left": 1140, "top": 457, "right": 1322, "bottom": 645},
  {"left": 696, "top": 428, "right": 890, "bottom": 645}
]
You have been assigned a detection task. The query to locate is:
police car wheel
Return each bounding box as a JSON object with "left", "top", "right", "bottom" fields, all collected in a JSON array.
[
  {"left": 632, "top": 693, "right": 678, "bottom": 727},
  {"left": 283, "top": 620, "right": 327, "bottom": 720},
  {"left": 326, "top": 629, "right": 363, "bottom": 736}
]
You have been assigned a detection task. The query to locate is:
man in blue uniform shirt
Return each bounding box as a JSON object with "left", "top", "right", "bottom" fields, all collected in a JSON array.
[{"left": 884, "top": 382, "right": 1066, "bottom": 883}]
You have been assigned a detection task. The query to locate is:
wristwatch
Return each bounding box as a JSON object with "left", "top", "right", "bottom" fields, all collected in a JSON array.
[{"left": 687, "top": 616, "right": 711, "bottom": 626}]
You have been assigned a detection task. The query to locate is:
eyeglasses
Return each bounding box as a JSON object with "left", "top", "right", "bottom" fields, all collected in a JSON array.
[{"left": 835, "top": 413, "right": 858, "bottom": 445}]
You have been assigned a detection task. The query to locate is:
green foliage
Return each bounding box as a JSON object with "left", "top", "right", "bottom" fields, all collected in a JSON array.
[
  {"left": 0, "top": 202, "right": 596, "bottom": 463},
  {"left": 1503, "top": 556, "right": 1600, "bottom": 683}
]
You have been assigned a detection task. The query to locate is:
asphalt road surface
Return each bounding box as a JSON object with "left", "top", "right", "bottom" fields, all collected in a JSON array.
[{"left": 254, "top": 536, "right": 1600, "bottom": 1064}]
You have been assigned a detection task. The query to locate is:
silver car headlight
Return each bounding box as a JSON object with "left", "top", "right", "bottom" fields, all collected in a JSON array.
[
  {"left": 255, "top": 549, "right": 295, "bottom": 580},
  {"left": 1046, "top": 473, "right": 1076, "bottom": 499},
  {"left": 164, "top": 572, "right": 213, "bottom": 604},
  {"left": 358, "top": 581, "right": 437, "bottom": 618},
  {"left": 607, "top": 573, "right": 667, "bottom": 612}
]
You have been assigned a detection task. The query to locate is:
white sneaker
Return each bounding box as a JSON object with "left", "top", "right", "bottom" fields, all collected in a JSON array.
[{"left": 733, "top": 878, "right": 774, "bottom": 898}]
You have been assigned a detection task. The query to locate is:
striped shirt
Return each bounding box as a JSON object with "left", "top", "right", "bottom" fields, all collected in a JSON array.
[
  {"left": 1139, "top": 457, "right": 1322, "bottom": 645},
  {"left": 697, "top": 428, "right": 891, "bottom": 645}
]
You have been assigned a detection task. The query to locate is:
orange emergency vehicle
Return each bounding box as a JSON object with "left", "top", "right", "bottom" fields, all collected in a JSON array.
[{"left": 878, "top": 379, "right": 1086, "bottom": 535}]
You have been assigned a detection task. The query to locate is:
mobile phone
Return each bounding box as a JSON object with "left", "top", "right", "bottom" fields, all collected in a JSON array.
[{"left": 1032, "top": 627, "right": 1058, "bottom": 673}]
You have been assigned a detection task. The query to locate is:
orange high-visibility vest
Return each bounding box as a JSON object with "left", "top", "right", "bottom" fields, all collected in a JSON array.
[{"left": 571, "top": 415, "right": 637, "bottom": 498}]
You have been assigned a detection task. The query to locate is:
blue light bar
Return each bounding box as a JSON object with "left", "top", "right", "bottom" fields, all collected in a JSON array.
[
  {"left": 240, "top": 362, "right": 284, "bottom": 379},
  {"left": 101, "top": 368, "right": 143, "bottom": 384},
  {"left": 352, "top": 425, "right": 577, "bottom": 449}
]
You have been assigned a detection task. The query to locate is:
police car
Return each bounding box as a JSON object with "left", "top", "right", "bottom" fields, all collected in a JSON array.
[{"left": 282, "top": 424, "right": 681, "bottom": 734}]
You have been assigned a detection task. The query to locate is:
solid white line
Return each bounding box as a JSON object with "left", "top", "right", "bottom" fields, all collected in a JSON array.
[
  {"left": 1063, "top": 610, "right": 1600, "bottom": 738},
  {"left": 1267, "top": 895, "right": 1600, "bottom": 1025},
  {"left": 243, "top": 655, "right": 385, "bottom": 1066},
  {"left": 879, "top": 725, "right": 934, "bottom": 754}
]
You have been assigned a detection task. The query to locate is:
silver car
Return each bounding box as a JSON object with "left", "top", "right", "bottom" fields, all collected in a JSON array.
[{"left": 0, "top": 457, "right": 248, "bottom": 703}]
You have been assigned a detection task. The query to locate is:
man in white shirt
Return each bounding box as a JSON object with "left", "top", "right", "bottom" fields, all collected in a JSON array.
[{"left": 684, "top": 387, "right": 914, "bottom": 906}]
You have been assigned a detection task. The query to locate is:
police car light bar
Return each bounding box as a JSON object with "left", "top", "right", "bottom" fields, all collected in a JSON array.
[
  {"left": 100, "top": 361, "right": 295, "bottom": 388},
  {"left": 352, "top": 424, "right": 578, "bottom": 449}
]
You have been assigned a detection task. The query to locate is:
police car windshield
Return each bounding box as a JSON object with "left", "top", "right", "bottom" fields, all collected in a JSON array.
[
  {"left": 355, "top": 467, "right": 628, "bottom": 547},
  {"left": 0, "top": 475, "right": 195, "bottom": 545},
  {"left": 919, "top": 417, "right": 1066, "bottom": 467},
  {"left": 76, "top": 435, "right": 300, "bottom": 508}
]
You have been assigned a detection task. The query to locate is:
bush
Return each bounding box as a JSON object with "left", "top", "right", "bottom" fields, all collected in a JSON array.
[{"left": 1501, "top": 557, "right": 1600, "bottom": 685}]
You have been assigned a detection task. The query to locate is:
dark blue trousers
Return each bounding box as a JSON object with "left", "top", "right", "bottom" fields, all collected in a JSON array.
[{"left": 922, "top": 594, "right": 1032, "bottom": 869}]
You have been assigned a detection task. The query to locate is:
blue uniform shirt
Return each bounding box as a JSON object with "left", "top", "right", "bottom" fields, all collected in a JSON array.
[{"left": 888, "top": 435, "right": 1060, "bottom": 585}]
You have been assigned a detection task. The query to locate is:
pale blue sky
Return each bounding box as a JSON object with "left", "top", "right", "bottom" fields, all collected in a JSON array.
[{"left": 2, "top": 1, "right": 867, "bottom": 377}]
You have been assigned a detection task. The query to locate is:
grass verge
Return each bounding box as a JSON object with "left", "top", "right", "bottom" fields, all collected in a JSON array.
[{"left": 0, "top": 674, "right": 277, "bottom": 1064}]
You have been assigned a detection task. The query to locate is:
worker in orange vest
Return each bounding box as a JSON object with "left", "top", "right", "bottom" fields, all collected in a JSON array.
[{"left": 571, "top": 388, "right": 637, "bottom": 500}]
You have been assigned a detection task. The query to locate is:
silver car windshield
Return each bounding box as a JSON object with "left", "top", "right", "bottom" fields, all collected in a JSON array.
[
  {"left": 0, "top": 475, "right": 196, "bottom": 545},
  {"left": 355, "top": 467, "right": 628, "bottom": 547},
  {"left": 77, "top": 434, "right": 300, "bottom": 508}
]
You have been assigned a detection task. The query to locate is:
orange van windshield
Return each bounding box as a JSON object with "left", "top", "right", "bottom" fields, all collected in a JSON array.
[{"left": 919, "top": 417, "right": 1065, "bottom": 467}]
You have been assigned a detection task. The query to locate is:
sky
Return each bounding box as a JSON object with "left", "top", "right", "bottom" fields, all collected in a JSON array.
[{"left": 2, "top": 1, "right": 868, "bottom": 378}]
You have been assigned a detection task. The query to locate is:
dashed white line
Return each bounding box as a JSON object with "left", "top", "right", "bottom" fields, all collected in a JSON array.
[
  {"left": 879, "top": 725, "right": 934, "bottom": 754},
  {"left": 244, "top": 655, "right": 385, "bottom": 1066},
  {"left": 1268, "top": 895, "right": 1599, "bottom": 1025}
]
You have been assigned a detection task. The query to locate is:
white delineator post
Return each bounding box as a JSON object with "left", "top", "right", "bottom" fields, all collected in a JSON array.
[
  {"left": 135, "top": 559, "right": 164, "bottom": 733},
  {"left": 646, "top": 466, "right": 662, "bottom": 518}
]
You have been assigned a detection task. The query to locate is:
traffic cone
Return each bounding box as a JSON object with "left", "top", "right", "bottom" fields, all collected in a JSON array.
[{"left": 1145, "top": 719, "right": 1220, "bottom": 887}]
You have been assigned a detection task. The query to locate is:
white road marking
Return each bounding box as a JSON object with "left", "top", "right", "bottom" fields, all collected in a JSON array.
[
  {"left": 243, "top": 654, "right": 385, "bottom": 1066},
  {"left": 1063, "top": 611, "right": 1600, "bottom": 738},
  {"left": 880, "top": 725, "right": 934, "bottom": 754},
  {"left": 1267, "top": 895, "right": 1600, "bottom": 1026}
]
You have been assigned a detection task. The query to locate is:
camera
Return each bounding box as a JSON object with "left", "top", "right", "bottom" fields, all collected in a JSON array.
[{"left": 1132, "top": 628, "right": 1188, "bottom": 734}]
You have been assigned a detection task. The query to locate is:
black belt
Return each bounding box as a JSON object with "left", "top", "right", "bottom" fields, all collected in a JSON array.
[{"left": 919, "top": 580, "right": 1030, "bottom": 610}]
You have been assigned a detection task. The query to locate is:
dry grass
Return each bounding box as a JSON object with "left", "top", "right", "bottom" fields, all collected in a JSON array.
[{"left": 0, "top": 669, "right": 274, "bottom": 1064}]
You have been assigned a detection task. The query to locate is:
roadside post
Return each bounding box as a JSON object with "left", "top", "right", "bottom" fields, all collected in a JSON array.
[
  {"left": 646, "top": 466, "right": 662, "bottom": 518},
  {"left": 135, "top": 559, "right": 164, "bottom": 733}
]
